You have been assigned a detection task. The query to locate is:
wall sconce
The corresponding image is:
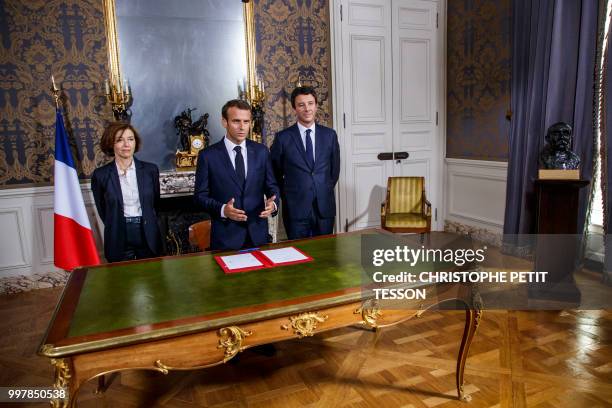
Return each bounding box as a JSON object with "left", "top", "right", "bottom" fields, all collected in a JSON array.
[{"left": 104, "top": 75, "right": 131, "bottom": 121}]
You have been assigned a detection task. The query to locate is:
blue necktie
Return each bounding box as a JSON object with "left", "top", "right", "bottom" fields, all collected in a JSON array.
[
  {"left": 305, "top": 129, "right": 314, "bottom": 168},
  {"left": 234, "top": 145, "right": 245, "bottom": 186}
]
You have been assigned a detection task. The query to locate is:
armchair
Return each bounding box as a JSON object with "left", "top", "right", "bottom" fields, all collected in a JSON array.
[
  {"left": 188, "top": 220, "right": 211, "bottom": 251},
  {"left": 381, "top": 176, "right": 431, "bottom": 233}
]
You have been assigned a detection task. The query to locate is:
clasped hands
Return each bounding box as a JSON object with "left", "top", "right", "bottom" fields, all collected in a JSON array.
[{"left": 223, "top": 195, "right": 276, "bottom": 221}]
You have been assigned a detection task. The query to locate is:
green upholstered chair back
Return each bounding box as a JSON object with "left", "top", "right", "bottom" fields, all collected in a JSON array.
[{"left": 387, "top": 177, "right": 424, "bottom": 214}]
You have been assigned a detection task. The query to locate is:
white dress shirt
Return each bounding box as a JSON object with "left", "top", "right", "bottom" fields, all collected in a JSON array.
[
  {"left": 221, "top": 137, "right": 247, "bottom": 218},
  {"left": 297, "top": 122, "right": 316, "bottom": 160},
  {"left": 116, "top": 160, "right": 142, "bottom": 217},
  {"left": 219, "top": 136, "right": 276, "bottom": 218},
  {"left": 223, "top": 136, "right": 249, "bottom": 176}
]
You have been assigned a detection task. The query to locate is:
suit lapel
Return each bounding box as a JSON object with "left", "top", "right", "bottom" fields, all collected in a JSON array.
[
  {"left": 108, "top": 161, "right": 124, "bottom": 210},
  {"left": 134, "top": 158, "right": 146, "bottom": 207},
  {"left": 218, "top": 138, "right": 244, "bottom": 191},
  {"left": 291, "top": 124, "right": 312, "bottom": 170},
  {"left": 245, "top": 140, "right": 256, "bottom": 190},
  {"left": 314, "top": 124, "right": 324, "bottom": 168}
]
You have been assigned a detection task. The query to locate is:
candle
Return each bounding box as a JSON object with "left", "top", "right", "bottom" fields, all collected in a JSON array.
[
  {"left": 126, "top": 79, "right": 131, "bottom": 95},
  {"left": 104, "top": 79, "right": 110, "bottom": 95}
]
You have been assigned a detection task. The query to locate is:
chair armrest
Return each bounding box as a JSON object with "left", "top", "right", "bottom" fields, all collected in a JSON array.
[{"left": 423, "top": 198, "right": 431, "bottom": 216}]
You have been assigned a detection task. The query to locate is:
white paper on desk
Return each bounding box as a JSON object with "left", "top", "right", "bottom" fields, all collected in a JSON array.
[
  {"left": 260, "top": 247, "right": 308, "bottom": 264},
  {"left": 220, "top": 253, "right": 263, "bottom": 270}
]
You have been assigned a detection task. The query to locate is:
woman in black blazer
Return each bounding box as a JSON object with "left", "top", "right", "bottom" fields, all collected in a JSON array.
[{"left": 91, "top": 122, "right": 163, "bottom": 262}]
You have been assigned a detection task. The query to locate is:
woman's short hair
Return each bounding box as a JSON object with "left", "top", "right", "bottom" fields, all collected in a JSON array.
[{"left": 100, "top": 122, "right": 142, "bottom": 156}]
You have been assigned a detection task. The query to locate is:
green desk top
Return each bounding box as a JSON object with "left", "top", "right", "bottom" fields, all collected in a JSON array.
[
  {"left": 39, "top": 230, "right": 469, "bottom": 357},
  {"left": 68, "top": 232, "right": 369, "bottom": 338}
]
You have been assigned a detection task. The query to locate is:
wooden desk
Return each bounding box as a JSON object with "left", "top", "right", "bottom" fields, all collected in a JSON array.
[{"left": 39, "top": 230, "right": 481, "bottom": 407}]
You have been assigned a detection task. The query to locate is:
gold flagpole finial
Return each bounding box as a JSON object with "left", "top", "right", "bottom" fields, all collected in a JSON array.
[{"left": 51, "top": 75, "right": 60, "bottom": 108}]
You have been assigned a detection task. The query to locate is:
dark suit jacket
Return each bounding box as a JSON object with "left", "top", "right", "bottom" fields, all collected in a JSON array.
[
  {"left": 194, "top": 138, "right": 280, "bottom": 250},
  {"left": 91, "top": 158, "right": 163, "bottom": 262},
  {"left": 271, "top": 123, "right": 340, "bottom": 223}
]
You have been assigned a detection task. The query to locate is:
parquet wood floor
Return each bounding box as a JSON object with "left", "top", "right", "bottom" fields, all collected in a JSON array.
[{"left": 0, "top": 287, "right": 610, "bottom": 407}]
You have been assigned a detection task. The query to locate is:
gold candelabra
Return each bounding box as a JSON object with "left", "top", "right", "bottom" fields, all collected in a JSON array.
[
  {"left": 241, "top": 76, "right": 266, "bottom": 143},
  {"left": 104, "top": 75, "right": 131, "bottom": 121}
]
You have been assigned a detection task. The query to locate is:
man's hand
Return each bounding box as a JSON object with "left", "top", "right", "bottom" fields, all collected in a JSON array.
[
  {"left": 224, "top": 198, "right": 247, "bottom": 221},
  {"left": 259, "top": 195, "right": 277, "bottom": 218}
]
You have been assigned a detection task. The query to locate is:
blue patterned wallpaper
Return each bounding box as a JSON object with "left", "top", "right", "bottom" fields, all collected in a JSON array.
[
  {"left": 0, "top": 0, "right": 110, "bottom": 186},
  {"left": 0, "top": 0, "right": 331, "bottom": 186},
  {"left": 254, "top": 0, "right": 332, "bottom": 146},
  {"left": 446, "top": 0, "right": 511, "bottom": 161}
]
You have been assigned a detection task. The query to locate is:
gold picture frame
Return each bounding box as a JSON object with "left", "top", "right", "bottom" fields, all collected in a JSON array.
[{"left": 102, "top": 0, "right": 258, "bottom": 107}]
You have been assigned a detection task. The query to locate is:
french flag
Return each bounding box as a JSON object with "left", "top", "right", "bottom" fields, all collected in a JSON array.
[{"left": 54, "top": 108, "right": 100, "bottom": 270}]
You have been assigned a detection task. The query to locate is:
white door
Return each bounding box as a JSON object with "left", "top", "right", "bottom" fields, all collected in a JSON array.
[
  {"left": 334, "top": 0, "right": 442, "bottom": 231},
  {"left": 392, "top": 0, "right": 440, "bottom": 222}
]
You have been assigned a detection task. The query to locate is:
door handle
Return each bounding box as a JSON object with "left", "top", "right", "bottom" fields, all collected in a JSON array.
[{"left": 377, "top": 152, "right": 410, "bottom": 161}]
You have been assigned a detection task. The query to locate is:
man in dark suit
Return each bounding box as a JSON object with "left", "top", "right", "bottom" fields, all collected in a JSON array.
[
  {"left": 271, "top": 86, "right": 341, "bottom": 239},
  {"left": 194, "top": 99, "right": 279, "bottom": 250}
]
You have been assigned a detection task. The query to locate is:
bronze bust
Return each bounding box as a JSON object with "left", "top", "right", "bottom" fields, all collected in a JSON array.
[{"left": 540, "top": 122, "right": 580, "bottom": 169}]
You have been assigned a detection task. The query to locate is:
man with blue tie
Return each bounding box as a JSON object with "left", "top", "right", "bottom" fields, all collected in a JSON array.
[
  {"left": 271, "top": 86, "right": 341, "bottom": 239},
  {"left": 194, "top": 99, "right": 279, "bottom": 250}
]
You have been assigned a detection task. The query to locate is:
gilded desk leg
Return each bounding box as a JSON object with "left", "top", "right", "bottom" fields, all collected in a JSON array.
[
  {"left": 49, "top": 358, "right": 73, "bottom": 408},
  {"left": 456, "top": 299, "right": 483, "bottom": 402}
]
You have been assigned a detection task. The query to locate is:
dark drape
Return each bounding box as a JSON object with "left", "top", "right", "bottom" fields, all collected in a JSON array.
[
  {"left": 604, "top": 21, "right": 612, "bottom": 285},
  {"left": 504, "top": 0, "right": 597, "bottom": 236}
]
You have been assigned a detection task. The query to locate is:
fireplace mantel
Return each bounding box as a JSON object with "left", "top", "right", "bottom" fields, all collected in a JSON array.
[{"left": 160, "top": 170, "right": 196, "bottom": 197}]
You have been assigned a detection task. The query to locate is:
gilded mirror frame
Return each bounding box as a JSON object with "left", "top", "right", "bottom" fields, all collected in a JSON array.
[{"left": 102, "top": 0, "right": 257, "bottom": 99}]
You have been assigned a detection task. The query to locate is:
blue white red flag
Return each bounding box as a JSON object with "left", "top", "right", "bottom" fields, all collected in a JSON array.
[{"left": 54, "top": 108, "right": 100, "bottom": 270}]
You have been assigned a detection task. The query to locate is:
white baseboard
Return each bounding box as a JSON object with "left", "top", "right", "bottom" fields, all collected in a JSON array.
[{"left": 444, "top": 158, "right": 508, "bottom": 233}]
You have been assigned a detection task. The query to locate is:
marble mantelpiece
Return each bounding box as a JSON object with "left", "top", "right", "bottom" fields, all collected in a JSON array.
[{"left": 160, "top": 170, "right": 196, "bottom": 196}]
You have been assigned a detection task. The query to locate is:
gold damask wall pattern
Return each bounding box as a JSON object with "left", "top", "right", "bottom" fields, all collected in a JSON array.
[
  {"left": 254, "top": 0, "right": 332, "bottom": 146},
  {"left": 0, "top": 0, "right": 110, "bottom": 186},
  {"left": 1, "top": 0, "right": 330, "bottom": 186},
  {"left": 446, "top": 0, "right": 511, "bottom": 161}
]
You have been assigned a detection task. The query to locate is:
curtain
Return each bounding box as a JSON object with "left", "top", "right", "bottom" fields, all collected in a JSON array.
[
  {"left": 504, "top": 0, "right": 597, "bottom": 238},
  {"left": 603, "top": 12, "right": 612, "bottom": 285}
]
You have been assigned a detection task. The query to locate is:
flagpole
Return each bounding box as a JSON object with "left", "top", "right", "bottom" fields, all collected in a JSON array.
[{"left": 51, "top": 74, "right": 60, "bottom": 109}]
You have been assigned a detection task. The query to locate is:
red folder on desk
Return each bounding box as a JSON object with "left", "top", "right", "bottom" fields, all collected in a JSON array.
[{"left": 215, "top": 246, "right": 313, "bottom": 274}]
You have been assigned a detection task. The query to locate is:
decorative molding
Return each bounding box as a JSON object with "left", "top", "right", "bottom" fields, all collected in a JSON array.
[
  {"left": 444, "top": 158, "right": 508, "bottom": 233},
  {"left": 0, "top": 207, "right": 29, "bottom": 270},
  {"left": 0, "top": 184, "right": 100, "bottom": 280},
  {"left": 159, "top": 171, "right": 196, "bottom": 196},
  {"left": 281, "top": 312, "right": 329, "bottom": 338},
  {"left": 217, "top": 326, "right": 253, "bottom": 362}
]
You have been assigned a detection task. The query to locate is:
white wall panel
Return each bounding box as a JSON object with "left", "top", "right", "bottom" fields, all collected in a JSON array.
[
  {"left": 0, "top": 208, "right": 28, "bottom": 269},
  {"left": 397, "top": 5, "right": 435, "bottom": 30},
  {"left": 400, "top": 39, "right": 430, "bottom": 122},
  {"left": 353, "top": 162, "right": 387, "bottom": 229},
  {"left": 0, "top": 185, "right": 102, "bottom": 278},
  {"left": 445, "top": 159, "right": 508, "bottom": 232},
  {"left": 351, "top": 35, "right": 386, "bottom": 122},
  {"left": 348, "top": 2, "right": 385, "bottom": 26}
]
